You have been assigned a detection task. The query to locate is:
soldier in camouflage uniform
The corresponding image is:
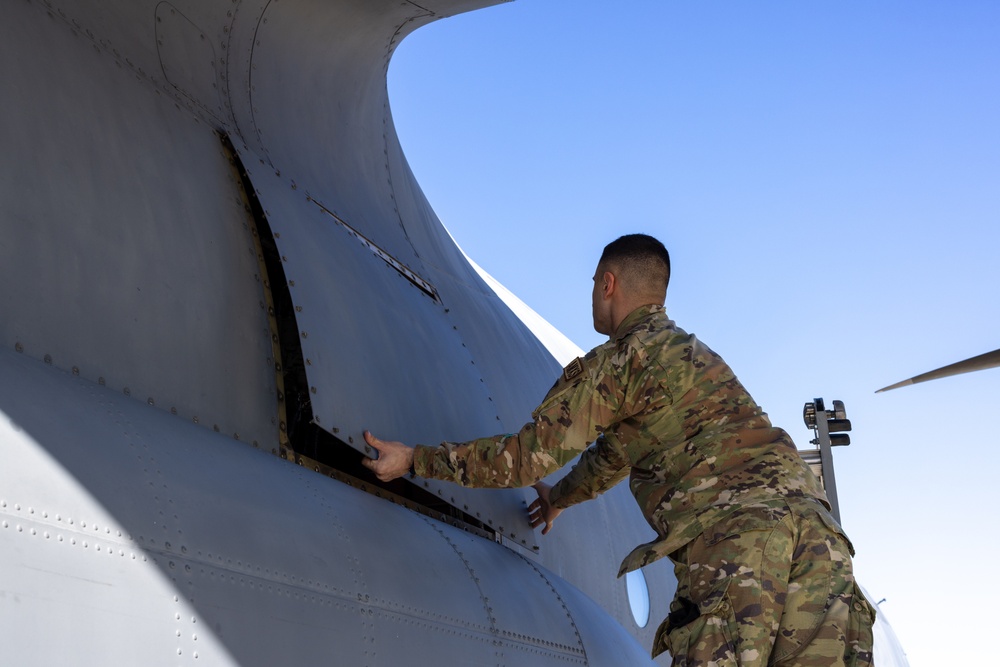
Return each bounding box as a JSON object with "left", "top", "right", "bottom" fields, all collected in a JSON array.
[{"left": 363, "top": 234, "right": 875, "bottom": 666}]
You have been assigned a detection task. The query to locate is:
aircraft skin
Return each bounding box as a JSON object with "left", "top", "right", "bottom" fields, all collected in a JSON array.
[{"left": 0, "top": 0, "right": 908, "bottom": 665}]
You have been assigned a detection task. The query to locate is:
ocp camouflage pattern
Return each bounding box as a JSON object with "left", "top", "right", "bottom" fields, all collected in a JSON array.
[
  {"left": 414, "top": 305, "right": 827, "bottom": 569},
  {"left": 660, "top": 497, "right": 874, "bottom": 665}
]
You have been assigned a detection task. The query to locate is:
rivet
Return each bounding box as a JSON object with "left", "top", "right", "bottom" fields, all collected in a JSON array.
[
  {"left": 14, "top": 342, "right": 23, "bottom": 353},
  {"left": 99, "top": 377, "right": 106, "bottom": 385},
  {"left": 44, "top": 354, "right": 52, "bottom": 364},
  {"left": 193, "top": 417, "right": 199, "bottom": 424},
  {"left": 147, "top": 397, "right": 155, "bottom": 406},
  {"left": 310, "top": 387, "right": 317, "bottom": 394},
  {"left": 72, "top": 366, "right": 80, "bottom": 376},
  {"left": 123, "top": 387, "right": 131, "bottom": 397}
]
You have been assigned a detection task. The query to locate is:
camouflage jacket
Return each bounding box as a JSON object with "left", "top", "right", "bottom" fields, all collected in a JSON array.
[{"left": 412, "top": 305, "right": 828, "bottom": 574}]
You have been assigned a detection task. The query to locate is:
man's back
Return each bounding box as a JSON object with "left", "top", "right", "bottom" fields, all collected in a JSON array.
[{"left": 547, "top": 304, "right": 829, "bottom": 572}]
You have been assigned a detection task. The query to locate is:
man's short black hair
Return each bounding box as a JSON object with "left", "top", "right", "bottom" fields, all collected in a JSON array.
[{"left": 599, "top": 234, "right": 671, "bottom": 296}]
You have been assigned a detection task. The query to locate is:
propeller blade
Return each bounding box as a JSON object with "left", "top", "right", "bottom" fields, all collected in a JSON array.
[{"left": 876, "top": 348, "right": 1000, "bottom": 393}]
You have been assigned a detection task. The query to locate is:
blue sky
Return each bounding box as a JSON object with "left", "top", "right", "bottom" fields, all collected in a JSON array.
[{"left": 388, "top": 2, "right": 1000, "bottom": 664}]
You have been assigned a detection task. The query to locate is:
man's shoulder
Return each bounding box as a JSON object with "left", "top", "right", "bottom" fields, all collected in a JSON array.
[
  {"left": 619, "top": 310, "right": 687, "bottom": 356},
  {"left": 547, "top": 340, "right": 614, "bottom": 394}
]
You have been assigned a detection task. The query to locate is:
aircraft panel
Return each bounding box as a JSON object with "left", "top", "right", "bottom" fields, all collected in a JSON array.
[
  {"left": 0, "top": 0, "right": 279, "bottom": 446},
  {"left": 232, "top": 0, "right": 437, "bottom": 263},
  {"left": 1, "top": 346, "right": 657, "bottom": 666},
  {"left": 154, "top": 1, "right": 226, "bottom": 121},
  {"left": 383, "top": 102, "right": 567, "bottom": 437},
  {"left": 548, "top": 570, "right": 660, "bottom": 667},
  {"left": 235, "top": 143, "right": 543, "bottom": 547},
  {"left": 0, "top": 368, "right": 238, "bottom": 665}
]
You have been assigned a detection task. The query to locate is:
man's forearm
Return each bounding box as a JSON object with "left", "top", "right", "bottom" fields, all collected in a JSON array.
[
  {"left": 412, "top": 423, "right": 567, "bottom": 489},
  {"left": 547, "top": 435, "right": 630, "bottom": 509}
]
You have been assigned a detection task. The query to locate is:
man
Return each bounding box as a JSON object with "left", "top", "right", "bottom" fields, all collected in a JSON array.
[{"left": 363, "top": 234, "right": 874, "bottom": 666}]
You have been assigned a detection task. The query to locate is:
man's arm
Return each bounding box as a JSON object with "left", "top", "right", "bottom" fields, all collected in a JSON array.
[
  {"left": 364, "top": 347, "right": 624, "bottom": 489},
  {"left": 410, "top": 349, "right": 624, "bottom": 489},
  {"left": 547, "top": 433, "right": 631, "bottom": 509}
]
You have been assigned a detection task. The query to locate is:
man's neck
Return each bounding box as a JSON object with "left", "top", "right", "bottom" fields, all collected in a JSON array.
[{"left": 610, "top": 301, "right": 662, "bottom": 337}]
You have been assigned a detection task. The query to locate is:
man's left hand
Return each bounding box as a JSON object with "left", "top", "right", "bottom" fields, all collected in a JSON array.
[{"left": 528, "top": 482, "right": 562, "bottom": 535}]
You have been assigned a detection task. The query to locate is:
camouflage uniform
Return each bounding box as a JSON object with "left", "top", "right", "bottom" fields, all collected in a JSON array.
[{"left": 412, "top": 305, "right": 874, "bottom": 665}]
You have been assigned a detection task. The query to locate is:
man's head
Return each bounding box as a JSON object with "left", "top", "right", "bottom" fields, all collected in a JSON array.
[{"left": 592, "top": 234, "right": 670, "bottom": 335}]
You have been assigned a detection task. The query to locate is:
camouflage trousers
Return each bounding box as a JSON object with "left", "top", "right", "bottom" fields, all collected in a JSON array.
[{"left": 654, "top": 498, "right": 875, "bottom": 666}]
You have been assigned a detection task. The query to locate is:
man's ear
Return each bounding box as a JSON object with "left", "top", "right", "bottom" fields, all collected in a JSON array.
[{"left": 602, "top": 270, "right": 617, "bottom": 298}]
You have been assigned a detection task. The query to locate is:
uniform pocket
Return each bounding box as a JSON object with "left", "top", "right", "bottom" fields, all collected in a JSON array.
[
  {"left": 657, "top": 577, "right": 738, "bottom": 666},
  {"left": 702, "top": 503, "right": 788, "bottom": 546},
  {"left": 846, "top": 584, "right": 876, "bottom": 667}
]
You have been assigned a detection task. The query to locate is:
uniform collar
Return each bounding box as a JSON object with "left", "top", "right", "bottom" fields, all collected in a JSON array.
[{"left": 613, "top": 304, "right": 665, "bottom": 341}]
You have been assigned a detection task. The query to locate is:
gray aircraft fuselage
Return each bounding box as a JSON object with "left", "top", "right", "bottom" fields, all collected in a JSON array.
[{"left": 0, "top": 1, "right": 909, "bottom": 665}]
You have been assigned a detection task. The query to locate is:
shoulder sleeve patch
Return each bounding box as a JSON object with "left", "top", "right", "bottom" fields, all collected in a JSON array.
[{"left": 563, "top": 357, "right": 585, "bottom": 382}]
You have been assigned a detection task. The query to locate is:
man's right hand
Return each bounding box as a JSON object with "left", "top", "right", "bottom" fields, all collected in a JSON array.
[
  {"left": 527, "top": 482, "right": 562, "bottom": 535},
  {"left": 361, "top": 430, "right": 414, "bottom": 482}
]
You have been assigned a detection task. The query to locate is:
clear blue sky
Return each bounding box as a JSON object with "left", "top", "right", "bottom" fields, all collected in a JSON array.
[{"left": 388, "top": 2, "right": 1000, "bottom": 665}]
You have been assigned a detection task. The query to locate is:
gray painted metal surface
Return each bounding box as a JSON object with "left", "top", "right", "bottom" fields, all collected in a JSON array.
[
  {"left": 0, "top": 0, "right": 279, "bottom": 447},
  {"left": 0, "top": 0, "right": 665, "bottom": 663},
  {"left": 0, "top": 0, "right": 908, "bottom": 664},
  {"left": 0, "top": 347, "right": 654, "bottom": 665},
  {"left": 237, "top": 144, "right": 549, "bottom": 547}
]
